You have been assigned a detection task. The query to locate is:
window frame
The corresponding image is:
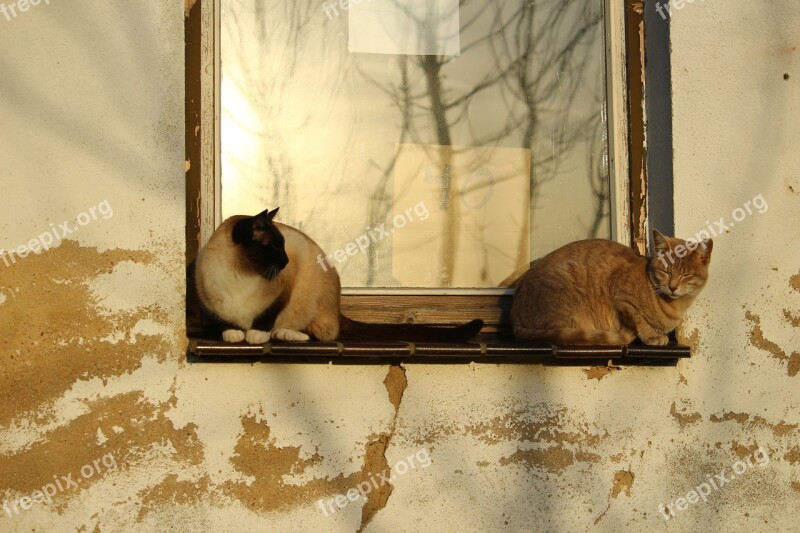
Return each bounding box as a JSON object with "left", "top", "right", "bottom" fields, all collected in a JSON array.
[{"left": 186, "top": 0, "right": 652, "bottom": 337}]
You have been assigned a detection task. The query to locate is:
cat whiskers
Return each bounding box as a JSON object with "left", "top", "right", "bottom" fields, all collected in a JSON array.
[
  {"left": 646, "top": 280, "right": 663, "bottom": 296},
  {"left": 264, "top": 264, "right": 281, "bottom": 280},
  {"left": 650, "top": 284, "right": 675, "bottom": 299}
]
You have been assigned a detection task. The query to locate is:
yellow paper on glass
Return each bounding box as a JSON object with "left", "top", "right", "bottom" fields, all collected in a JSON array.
[{"left": 391, "top": 144, "right": 530, "bottom": 288}]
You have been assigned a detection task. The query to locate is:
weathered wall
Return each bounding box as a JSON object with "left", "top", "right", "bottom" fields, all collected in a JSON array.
[{"left": 1, "top": 1, "right": 798, "bottom": 531}]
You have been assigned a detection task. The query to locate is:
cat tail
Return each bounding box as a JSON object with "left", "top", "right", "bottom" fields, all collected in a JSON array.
[
  {"left": 513, "top": 327, "right": 635, "bottom": 345},
  {"left": 338, "top": 316, "right": 484, "bottom": 343}
]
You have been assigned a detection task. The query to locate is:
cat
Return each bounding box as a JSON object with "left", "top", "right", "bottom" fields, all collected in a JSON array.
[
  {"left": 510, "top": 230, "right": 712, "bottom": 345},
  {"left": 194, "top": 207, "right": 483, "bottom": 343}
]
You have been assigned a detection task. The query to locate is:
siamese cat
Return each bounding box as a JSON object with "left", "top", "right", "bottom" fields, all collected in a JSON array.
[
  {"left": 195, "top": 207, "right": 483, "bottom": 343},
  {"left": 511, "top": 230, "right": 712, "bottom": 345}
]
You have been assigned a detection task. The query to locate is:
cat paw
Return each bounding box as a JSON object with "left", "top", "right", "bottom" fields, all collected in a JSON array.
[
  {"left": 271, "top": 328, "right": 310, "bottom": 342},
  {"left": 222, "top": 329, "right": 245, "bottom": 343},
  {"left": 641, "top": 334, "right": 669, "bottom": 346},
  {"left": 245, "top": 329, "right": 271, "bottom": 344}
]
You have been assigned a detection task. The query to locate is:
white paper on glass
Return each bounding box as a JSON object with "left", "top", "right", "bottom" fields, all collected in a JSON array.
[{"left": 348, "top": 0, "right": 460, "bottom": 56}]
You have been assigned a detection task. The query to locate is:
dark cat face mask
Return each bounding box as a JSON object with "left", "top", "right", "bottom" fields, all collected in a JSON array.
[{"left": 232, "top": 207, "right": 289, "bottom": 279}]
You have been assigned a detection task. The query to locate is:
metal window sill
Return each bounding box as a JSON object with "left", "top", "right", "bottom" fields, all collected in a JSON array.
[{"left": 188, "top": 339, "right": 690, "bottom": 366}]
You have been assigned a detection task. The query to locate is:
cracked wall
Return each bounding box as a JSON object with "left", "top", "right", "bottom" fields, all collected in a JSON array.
[{"left": 1, "top": 0, "right": 799, "bottom": 531}]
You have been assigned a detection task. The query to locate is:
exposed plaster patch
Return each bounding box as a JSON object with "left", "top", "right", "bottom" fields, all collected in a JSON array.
[
  {"left": 357, "top": 435, "right": 393, "bottom": 532},
  {"left": 730, "top": 441, "right": 760, "bottom": 460},
  {"left": 670, "top": 402, "right": 702, "bottom": 428},
  {"left": 746, "top": 312, "right": 788, "bottom": 361},
  {"left": 709, "top": 411, "right": 798, "bottom": 437},
  {"left": 790, "top": 354, "right": 800, "bottom": 378},
  {"left": 0, "top": 391, "right": 204, "bottom": 512},
  {"left": 772, "top": 422, "right": 798, "bottom": 438},
  {"left": 0, "top": 356, "right": 180, "bottom": 455},
  {"left": 711, "top": 411, "right": 749, "bottom": 424},
  {"left": 784, "top": 447, "right": 800, "bottom": 465},
  {"left": 137, "top": 473, "right": 211, "bottom": 522},
  {"left": 611, "top": 469, "right": 634, "bottom": 498},
  {"left": 220, "top": 414, "right": 356, "bottom": 514},
  {"left": 383, "top": 364, "right": 407, "bottom": 413},
  {"left": 210, "top": 366, "right": 409, "bottom": 527},
  {"left": 413, "top": 425, "right": 456, "bottom": 446},
  {"left": 466, "top": 408, "right": 605, "bottom": 448},
  {"left": 462, "top": 407, "right": 606, "bottom": 474},
  {"left": 745, "top": 311, "right": 800, "bottom": 377},
  {"left": 499, "top": 446, "right": 576, "bottom": 474},
  {"left": 583, "top": 365, "right": 621, "bottom": 381},
  {"left": 575, "top": 451, "right": 602, "bottom": 463},
  {"left": 784, "top": 310, "right": 800, "bottom": 328},
  {"left": 0, "top": 240, "right": 190, "bottom": 517},
  {"left": 0, "top": 241, "right": 172, "bottom": 430},
  {"left": 358, "top": 365, "right": 408, "bottom": 532},
  {"left": 790, "top": 271, "right": 800, "bottom": 293},
  {"left": 677, "top": 327, "right": 701, "bottom": 353}
]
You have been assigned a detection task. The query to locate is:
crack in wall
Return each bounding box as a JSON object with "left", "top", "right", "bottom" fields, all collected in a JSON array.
[{"left": 357, "top": 364, "right": 407, "bottom": 532}]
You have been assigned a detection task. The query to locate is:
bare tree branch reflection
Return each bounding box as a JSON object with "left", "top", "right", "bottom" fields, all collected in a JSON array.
[{"left": 222, "top": 0, "right": 610, "bottom": 287}]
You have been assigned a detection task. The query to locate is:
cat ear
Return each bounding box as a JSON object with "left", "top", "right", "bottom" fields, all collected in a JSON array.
[
  {"left": 244, "top": 210, "right": 270, "bottom": 243},
  {"left": 253, "top": 208, "right": 270, "bottom": 220},
  {"left": 252, "top": 208, "right": 278, "bottom": 229},
  {"left": 652, "top": 229, "right": 670, "bottom": 253},
  {"left": 694, "top": 239, "right": 713, "bottom": 265}
]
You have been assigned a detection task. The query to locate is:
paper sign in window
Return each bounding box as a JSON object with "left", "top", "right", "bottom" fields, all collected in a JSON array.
[
  {"left": 391, "top": 144, "right": 530, "bottom": 288},
  {"left": 348, "top": 0, "right": 460, "bottom": 56}
]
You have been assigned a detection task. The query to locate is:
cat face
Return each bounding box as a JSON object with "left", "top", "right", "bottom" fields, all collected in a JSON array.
[
  {"left": 232, "top": 207, "right": 289, "bottom": 280},
  {"left": 648, "top": 230, "right": 713, "bottom": 300}
]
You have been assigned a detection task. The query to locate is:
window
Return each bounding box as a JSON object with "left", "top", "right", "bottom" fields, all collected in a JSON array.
[{"left": 186, "top": 0, "right": 645, "bottom": 343}]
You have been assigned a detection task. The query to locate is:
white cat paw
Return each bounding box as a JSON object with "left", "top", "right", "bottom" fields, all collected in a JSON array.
[
  {"left": 245, "top": 329, "right": 271, "bottom": 344},
  {"left": 271, "top": 328, "right": 310, "bottom": 342},
  {"left": 222, "top": 329, "right": 245, "bottom": 343}
]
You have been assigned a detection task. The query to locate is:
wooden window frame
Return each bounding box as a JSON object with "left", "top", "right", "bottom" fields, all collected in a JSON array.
[{"left": 185, "top": 0, "right": 666, "bottom": 349}]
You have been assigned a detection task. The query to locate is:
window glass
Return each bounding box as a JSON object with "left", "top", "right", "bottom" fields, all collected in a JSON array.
[{"left": 221, "top": 0, "right": 610, "bottom": 288}]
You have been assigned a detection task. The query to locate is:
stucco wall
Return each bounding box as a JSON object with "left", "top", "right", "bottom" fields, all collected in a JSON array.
[{"left": 1, "top": 1, "right": 798, "bottom": 531}]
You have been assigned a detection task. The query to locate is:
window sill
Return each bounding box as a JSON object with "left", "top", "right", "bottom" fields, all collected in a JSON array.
[{"left": 188, "top": 338, "right": 690, "bottom": 366}]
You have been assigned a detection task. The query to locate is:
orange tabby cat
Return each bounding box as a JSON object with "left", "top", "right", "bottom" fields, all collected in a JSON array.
[{"left": 510, "top": 230, "right": 712, "bottom": 345}]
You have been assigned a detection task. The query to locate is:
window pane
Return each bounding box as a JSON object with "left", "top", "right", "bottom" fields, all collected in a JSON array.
[{"left": 221, "top": 0, "right": 611, "bottom": 289}]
